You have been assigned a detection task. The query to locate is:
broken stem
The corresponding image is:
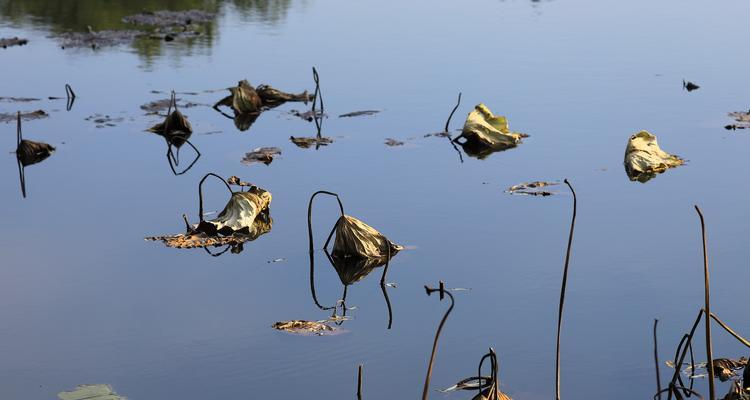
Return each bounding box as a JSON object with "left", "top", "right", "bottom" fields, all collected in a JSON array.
[
  {"left": 357, "top": 364, "right": 362, "bottom": 400},
  {"left": 694, "top": 205, "right": 715, "bottom": 400},
  {"left": 65, "top": 83, "right": 76, "bottom": 99},
  {"left": 422, "top": 281, "right": 454, "bottom": 400},
  {"left": 197, "top": 173, "right": 233, "bottom": 223},
  {"left": 655, "top": 319, "right": 662, "bottom": 400},
  {"left": 555, "top": 179, "right": 577, "bottom": 400},
  {"left": 312, "top": 67, "right": 324, "bottom": 114},
  {"left": 444, "top": 92, "right": 462, "bottom": 133}
]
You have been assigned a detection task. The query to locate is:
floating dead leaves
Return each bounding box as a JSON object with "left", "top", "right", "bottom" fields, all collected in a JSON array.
[
  {"left": 1, "top": 110, "right": 48, "bottom": 124},
  {"left": 677, "top": 357, "right": 749, "bottom": 382},
  {"left": 272, "top": 320, "right": 341, "bottom": 336},
  {"left": 242, "top": 147, "right": 281, "bottom": 166},
  {"left": 122, "top": 10, "right": 215, "bottom": 26},
  {"left": 453, "top": 104, "right": 527, "bottom": 159},
  {"left": 140, "top": 97, "right": 199, "bottom": 115},
  {"left": 384, "top": 138, "right": 404, "bottom": 147},
  {"left": 58, "top": 384, "right": 126, "bottom": 400},
  {"left": 57, "top": 27, "right": 142, "bottom": 49},
  {"left": 85, "top": 114, "right": 127, "bottom": 129},
  {"left": 290, "top": 135, "right": 333, "bottom": 149},
  {"left": 0, "top": 97, "right": 39, "bottom": 103},
  {"left": 506, "top": 181, "right": 558, "bottom": 196},
  {"left": 725, "top": 109, "right": 750, "bottom": 130},
  {"left": 146, "top": 173, "right": 272, "bottom": 254},
  {"left": 339, "top": 110, "right": 380, "bottom": 118},
  {"left": 683, "top": 79, "right": 700, "bottom": 92},
  {"left": 14, "top": 112, "right": 54, "bottom": 198},
  {"left": 213, "top": 79, "right": 311, "bottom": 131},
  {"left": 1, "top": 37, "right": 28, "bottom": 48},
  {"left": 624, "top": 130, "right": 684, "bottom": 182}
]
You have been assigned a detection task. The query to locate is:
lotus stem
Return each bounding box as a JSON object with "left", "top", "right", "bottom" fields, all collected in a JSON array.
[
  {"left": 707, "top": 312, "right": 750, "bottom": 348},
  {"left": 694, "top": 205, "right": 715, "bottom": 400},
  {"left": 668, "top": 309, "right": 703, "bottom": 400},
  {"left": 555, "top": 179, "right": 577, "bottom": 400},
  {"left": 307, "top": 191, "right": 345, "bottom": 254},
  {"left": 444, "top": 92, "right": 462, "bottom": 133},
  {"left": 422, "top": 281, "right": 454, "bottom": 400},
  {"left": 654, "top": 319, "right": 662, "bottom": 400},
  {"left": 197, "top": 173, "right": 233, "bottom": 223},
  {"left": 357, "top": 364, "right": 363, "bottom": 400},
  {"left": 380, "top": 244, "right": 393, "bottom": 329},
  {"left": 16, "top": 111, "right": 22, "bottom": 147}
]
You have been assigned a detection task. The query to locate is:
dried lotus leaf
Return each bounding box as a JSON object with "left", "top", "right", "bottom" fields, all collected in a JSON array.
[
  {"left": 58, "top": 384, "right": 125, "bottom": 400},
  {"left": 17, "top": 139, "right": 54, "bottom": 166},
  {"left": 624, "top": 130, "right": 684, "bottom": 182},
  {"left": 457, "top": 104, "right": 525, "bottom": 150},
  {"left": 332, "top": 215, "right": 402, "bottom": 259},
  {"left": 272, "top": 320, "right": 337, "bottom": 335}
]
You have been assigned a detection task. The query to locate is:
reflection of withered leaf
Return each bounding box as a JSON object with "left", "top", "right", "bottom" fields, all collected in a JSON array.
[
  {"left": 58, "top": 384, "right": 125, "bottom": 400},
  {"left": 17, "top": 139, "right": 55, "bottom": 166},
  {"left": 272, "top": 320, "right": 337, "bottom": 335},
  {"left": 330, "top": 253, "right": 389, "bottom": 286},
  {"left": 1, "top": 110, "right": 47, "bottom": 123},
  {"left": 339, "top": 110, "right": 380, "bottom": 118},
  {"left": 332, "top": 215, "right": 402, "bottom": 259},
  {"left": 290, "top": 136, "right": 333, "bottom": 148},
  {"left": 722, "top": 381, "right": 750, "bottom": 400},
  {"left": 506, "top": 181, "right": 558, "bottom": 196},
  {"left": 242, "top": 147, "right": 281, "bottom": 166}
]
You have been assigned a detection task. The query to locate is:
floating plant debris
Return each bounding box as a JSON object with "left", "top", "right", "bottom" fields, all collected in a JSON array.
[
  {"left": 57, "top": 27, "right": 142, "bottom": 49},
  {"left": 0, "top": 37, "right": 28, "bottom": 48},
  {"left": 289, "top": 109, "right": 326, "bottom": 121},
  {"left": 453, "top": 104, "right": 527, "bottom": 159},
  {"left": 290, "top": 135, "right": 333, "bottom": 148},
  {"left": 384, "top": 138, "right": 404, "bottom": 147},
  {"left": 140, "top": 97, "right": 199, "bottom": 114},
  {"left": 272, "top": 320, "right": 338, "bottom": 335},
  {"left": 683, "top": 79, "right": 700, "bottom": 92},
  {"left": 146, "top": 173, "right": 272, "bottom": 251},
  {"left": 624, "top": 130, "right": 684, "bottom": 183},
  {"left": 85, "top": 113, "right": 127, "bottom": 128},
  {"left": 726, "top": 110, "right": 750, "bottom": 130},
  {"left": 148, "top": 92, "right": 192, "bottom": 135},
  {"left": 122, "top": 10, "right": 215, "bottom": 26},
  {"left": 339, "top": 110, "right": 380, "bottom": 118},
  {"left": 506, "top": 181, "right": 558, "bottom": 196},
  {"left": 1, "top": 110, "right": 47, "bottom": 123},
  {"left": 242, "top": 147, "right": 281, "bottom": 166},
  {"left": 57, "top": 384, "right": 125, "bottom": 400},
  {"left": 214, "top": 79, "right": 312, "bottom": 114},
  {"left": 0, "top": 97, "right": 39, "bottom": 103}
]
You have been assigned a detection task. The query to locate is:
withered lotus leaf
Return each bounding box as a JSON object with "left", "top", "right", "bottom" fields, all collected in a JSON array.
[
  {"left": 148, "top": 92, "right": 192, "bottom": 136},
  {"left": 624, "top": 130, "right": 684, "bottom": 182},
  {"left": 272, "top": 320, "right": 337, "bottom": 335},
  {"left": 456, "top": 104, "right": 525, "bottom": 150},
  {"left": 17, "top": 139, "right": 54, "bottom": 166},
  {"left": 332, "top": 215, "right": 402, "bottom": 259}
]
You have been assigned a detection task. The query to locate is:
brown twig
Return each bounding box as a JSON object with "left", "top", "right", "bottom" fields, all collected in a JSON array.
[
  {"left": 422, "top": 281, "right": 454, "bottom": 400},
  {"left": 555, "top": 179, "right": 577, "bottom": 400},
  {"left": 694, "top": 205, "right": 715, "bottom": 400}
]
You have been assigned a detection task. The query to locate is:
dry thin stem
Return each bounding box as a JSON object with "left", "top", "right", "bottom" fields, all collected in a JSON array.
[
  {"left": 555, "top": 179, "right": 577, "bottom": 400},
  {"left": 707, "top": 312, "right": 750, "bottom": 348},
  {"left": 422, "top": 281, "right": 454, "bottom": 400},
  {"left": 357, "top": 364, "right": 363, "bottom": 400},
  {"left": 694, "top": 205, "right": 715, "bottom": 400},
  {"left": 655, "top": 319, "right": 662, "bottom": 400}
]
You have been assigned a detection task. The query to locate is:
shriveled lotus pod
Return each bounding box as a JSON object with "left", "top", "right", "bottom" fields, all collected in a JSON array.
[
  {"left": 148, "top": 91, "right": 192, "bottom": 135},
  {"left": 456, "top": 104, "right": 525, "bottom": 150},
  {"left": 624, "top": 130, "right": 684, "bottom": 182},
  {"left": 332, "top": 215, "right": 401, "bottom": 259}
]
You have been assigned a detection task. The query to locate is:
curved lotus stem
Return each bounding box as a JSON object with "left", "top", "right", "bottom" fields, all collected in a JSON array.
[
  {"left": 445, "top": 92, "right": 461, "bottom": 133},
  {"left": 380, "top": 244, "right": 393, "bottom": 329},
  {"left": 166, "top": 138, "right": 201, "bottom": 176},
  {"left": 477, "top": 348, "right": 499, "bottom": 400},
  {"left": 694, "top": 206, "right": 715, "bottom": 400},
  {"left": 312, "top": 67, "right": 323, "bottom": 114},
  {"left": 197, "top": 173, "right": 233, "bottom": 223},
  {"left": 707, "top": 312, "right": 750, "bottom": 348},
  {"left": 656, "top": 385, "right": 705, "bottom": 400},
  {"left": 555, "top": 179, "right": 577, "bottom": 400},
  {"left": 65, "top": 84, "right": 76, "bottom": 111},
  {"left": 668, "top": 309, "right": 703, "bottom": 400},
  {"left": 422, "top": 281, "right": 454, "bottom": 400},
  {"left": 306, "top": 191, "right": 345, "bottom": 254}
]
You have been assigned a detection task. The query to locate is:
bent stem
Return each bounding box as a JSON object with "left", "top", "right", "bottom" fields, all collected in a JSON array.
[
  {"left": 197, "top": 173, "right": 233, "bottom": 223},
  {"left": 555, "top": 179, "right": 577, "bottom": 400},
  {"left": 477, "top": 348, "right": 499, "bottom": 400},
  {"left": 444, "top": 92, "right": 462, "bottom": 133},
  {"left": 422, "top": 281, "right": 454, "bottom": 400},
  {"left": 707, "top": 312, "right": 750, "bottom": 348},
  {"left": 380, "top": 244, "right": 393, "bottom": 329},
  {"left": 667, "top": 309, "right": 703, "bottom": 400},
  {"left": 306, "top": 190, "right": 345, "bottom": 254},
  {"left": 694, "top": 206, "right": 715, "bottom": 400}
]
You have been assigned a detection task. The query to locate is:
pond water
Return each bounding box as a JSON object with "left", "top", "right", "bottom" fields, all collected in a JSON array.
[{"left": 1, "top": 0, "right": 750, "bottom": 399}]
